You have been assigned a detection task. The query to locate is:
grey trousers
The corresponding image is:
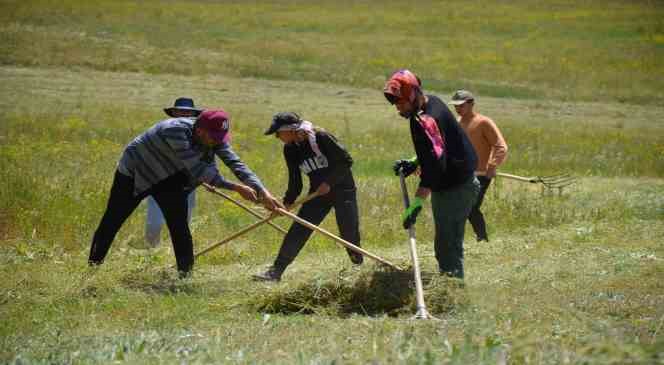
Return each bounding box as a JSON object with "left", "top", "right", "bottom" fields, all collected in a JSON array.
[{"left": 430, "top": 176, "right": 480, "bottom": 278}]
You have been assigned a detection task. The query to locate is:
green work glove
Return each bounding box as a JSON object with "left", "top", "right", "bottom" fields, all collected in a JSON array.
[
  {"left": 402, "top": 196, "right": 424, "bottom": 229},
  {"left": 393, "top": 157, "right": 418, "bottom": 177}
]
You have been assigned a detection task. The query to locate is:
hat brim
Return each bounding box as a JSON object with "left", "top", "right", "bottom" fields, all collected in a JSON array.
[
  {"left": 264, "top": 123, "right": 280, "bottom": 135},
  {"left": 448, "top": 99, "right": 470, "bottom": 106},
  {"left": 164, "top": 107, "right": 203, "bottom": 118}
]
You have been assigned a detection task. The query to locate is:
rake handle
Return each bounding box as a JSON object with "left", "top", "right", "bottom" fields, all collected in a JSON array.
[
  {"left": 194, "top": 192, "right": 320, "bottom": 260},
  {"left": 195, "top": 215, "right": 276, "bottom": 259},
  {"left": 496, "top": 172, "right": 538, "bottom": 183},
  {"left": 202, "top": 183, "right": 288, "bottom": 234},
  {"left": 276, "top": 208, "right": 403, "bottom": 271}
]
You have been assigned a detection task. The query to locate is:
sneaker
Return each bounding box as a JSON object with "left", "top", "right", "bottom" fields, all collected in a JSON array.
[
  {"left": 252, "top": 266, "right": 283, "bottom": 282},
  {"left": 347, "top": 249, "right": 364, "bottom": 265}
]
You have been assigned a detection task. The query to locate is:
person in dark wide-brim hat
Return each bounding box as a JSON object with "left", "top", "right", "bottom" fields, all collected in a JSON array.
[
  {"left": 143, "top": 97, "right": 204, "bottom": 249},
  {"left": 164, "top": 97, "right": 203, "bottom": 118}
]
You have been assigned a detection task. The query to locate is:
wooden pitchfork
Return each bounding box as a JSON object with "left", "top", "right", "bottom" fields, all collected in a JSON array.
[{"left": 497, "top": 172, "right": 577, "bottom": 191}]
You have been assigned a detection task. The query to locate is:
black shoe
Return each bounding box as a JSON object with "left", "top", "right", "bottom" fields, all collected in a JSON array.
[
  {"left": 178, "top": 270, "right": 192, "bottom": 279},
  {"left": 88, "top": 259, "right": 102, "bottom": 267},
  {"left": 252, "top": 266, "right": 283, "bottom": 282},
  {"left": 439, "top": 269, "right": 464, "bottom": 280},
  {"left": 477, "top": 236, "right": 489, "bottom": 243},
  {"left": 347, "top": 249, "right": 364, "bottom": 265}
]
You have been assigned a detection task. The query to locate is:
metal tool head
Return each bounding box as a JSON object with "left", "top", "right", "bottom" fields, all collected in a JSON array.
[
  {"left": 411, "top": 307, "right": 440, "bottom": 321},
  {"left": 536, "top": 173, "right": 578, "bottom": 189}
]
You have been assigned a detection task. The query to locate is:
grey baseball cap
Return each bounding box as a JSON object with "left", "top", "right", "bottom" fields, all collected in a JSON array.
[{"left": 448, "top": 90, "right": 475, "bottom": 106}]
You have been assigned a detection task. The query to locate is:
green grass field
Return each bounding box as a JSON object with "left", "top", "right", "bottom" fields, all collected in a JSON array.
[{"left": 1, "top": 1, "right": 663, "bottom": 364}]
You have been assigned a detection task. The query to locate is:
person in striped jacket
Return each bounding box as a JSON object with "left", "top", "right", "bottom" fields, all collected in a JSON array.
[
  {"left": 88, "top": 109, "right": 281, "bottom": 277},
  {"left": 144, "top": 97, "right": 202, "bottom": 248}
]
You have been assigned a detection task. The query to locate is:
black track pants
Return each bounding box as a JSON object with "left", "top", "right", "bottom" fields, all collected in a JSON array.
[
  {"left": 274, "top": 188, "right": 361, "bottom": 270},
  {"left": 89, "top": 170, "right": 194, "bottom": 274},
  {"left": 467, "top": 176, "right": 492, "bottom": 241}
]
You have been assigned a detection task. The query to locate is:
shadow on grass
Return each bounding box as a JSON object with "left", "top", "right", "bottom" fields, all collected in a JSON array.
[
  {"left": 253, "top": 266, "right": 466, "bottom": 317},
  {"left": 118, "top": 268, "right": 202, "bottom": 295},
  {"left": 63, "top": 267, "right": 228, "bottom": 300}
]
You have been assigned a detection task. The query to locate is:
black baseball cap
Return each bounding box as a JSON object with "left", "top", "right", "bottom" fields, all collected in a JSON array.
[{"left": 264, "top": 112, "right": 302, "bottom": 135}]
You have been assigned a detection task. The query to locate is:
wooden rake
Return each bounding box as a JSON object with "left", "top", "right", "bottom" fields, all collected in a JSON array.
[
  {"left": 202, "top": 183, "right": 287, "bottom": 234},
  {"left": 276, "top": 208, "right": 403, "bottom": 271},
  {"left": 195, "top": 191, "right": 320, "bottom": 259},
  {"left": 195, "top": 190, "right": 401, "bottom": 271}
]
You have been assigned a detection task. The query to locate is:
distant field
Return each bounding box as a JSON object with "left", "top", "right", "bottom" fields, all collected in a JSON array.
[
  {"left": 1, "top": 0, "right": 663, "bottom": 104},
  {"left": 1, "top": 1, "right": 663, "bottom": 364}
]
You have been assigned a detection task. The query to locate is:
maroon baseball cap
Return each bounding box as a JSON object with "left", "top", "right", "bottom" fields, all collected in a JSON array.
[{"left": 196, "top": 109, "right": 231, "bottom": 144}]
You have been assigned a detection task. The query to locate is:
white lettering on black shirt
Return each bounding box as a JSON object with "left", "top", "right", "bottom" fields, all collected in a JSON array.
[{"left": 299, "top": 155, "right": 329, "bottom": 174}]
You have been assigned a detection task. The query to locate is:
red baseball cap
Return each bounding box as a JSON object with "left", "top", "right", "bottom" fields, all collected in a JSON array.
[{"left": 196, "top": 109, "right": 231, "bottom": 144}]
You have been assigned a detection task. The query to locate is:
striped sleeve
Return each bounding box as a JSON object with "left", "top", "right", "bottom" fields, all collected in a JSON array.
[
  {"left": 159, "top": 125, "right": 232, "bottom": 189},
  {"left": 215, "top": 144, "right": 265, "bottom": 192}
]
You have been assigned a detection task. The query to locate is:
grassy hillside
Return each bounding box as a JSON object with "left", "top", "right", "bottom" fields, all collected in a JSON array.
[
  {"left": 1, "top": 0, "right": 663, "bottom": 104},
  {"left": 1, "top": 1, "right": 663, "bottom": 364}
]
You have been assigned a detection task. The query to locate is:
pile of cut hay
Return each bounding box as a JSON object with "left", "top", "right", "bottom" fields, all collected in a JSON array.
[{"left": 252, "top": 265, "right": 468, "bottom": 317}]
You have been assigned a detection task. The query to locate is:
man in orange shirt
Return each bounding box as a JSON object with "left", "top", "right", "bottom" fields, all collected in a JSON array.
[{"left": 450, "top": 90, "right": 508, "bottom": 242}]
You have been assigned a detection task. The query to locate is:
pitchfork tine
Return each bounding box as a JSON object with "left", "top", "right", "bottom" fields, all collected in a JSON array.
[
  {"left": 541, "top": 175, "right": 577, "bottom": 189},
  {"left": 540, "top": 173, "right": 570, "bottom": 182},
  {"left": 497, "top": 172, "right": 578, "bottom": 190}
]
